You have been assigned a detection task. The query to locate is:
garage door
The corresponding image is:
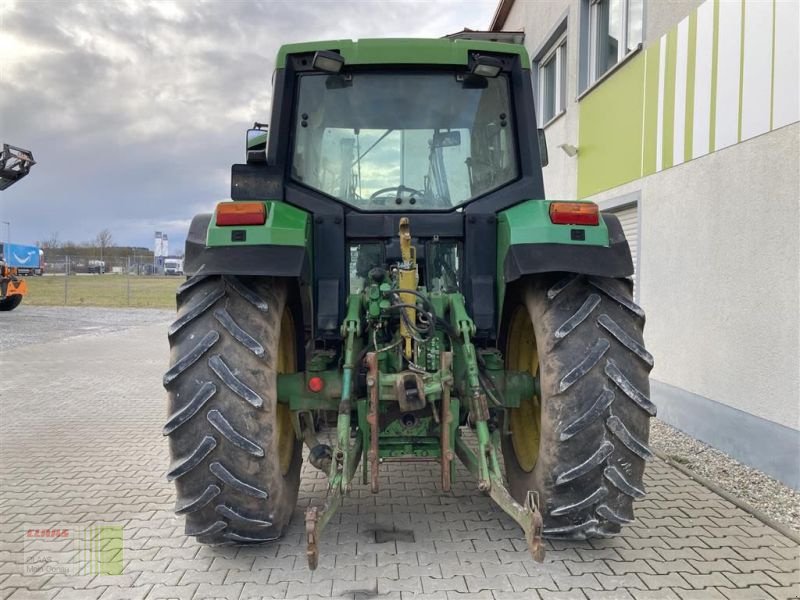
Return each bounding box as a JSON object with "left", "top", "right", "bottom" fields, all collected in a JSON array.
[{"left": 610, "top": 204, "right": 639, "bottom": 298}]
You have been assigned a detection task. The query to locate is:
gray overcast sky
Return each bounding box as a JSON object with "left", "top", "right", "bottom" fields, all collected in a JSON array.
[{"left": 1, "top": 0, "right": 497, "bottom": 251}]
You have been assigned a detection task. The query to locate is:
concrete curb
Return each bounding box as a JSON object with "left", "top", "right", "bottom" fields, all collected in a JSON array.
[{"left": 655, "top": 450, "right": 800, "bottom": 545}]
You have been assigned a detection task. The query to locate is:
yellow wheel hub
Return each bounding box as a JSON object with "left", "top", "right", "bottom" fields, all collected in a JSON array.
[
  {"left": 506, "top": 305, "right": 541, "bottom": 473},
  {"left": 276, "top": 308, "right": 296, "bottom": 476}
]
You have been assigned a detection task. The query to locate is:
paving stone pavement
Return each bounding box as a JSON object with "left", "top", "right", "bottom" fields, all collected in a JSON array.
[{"left": 0, "top": 308, "right": 798, "bottom": 600}]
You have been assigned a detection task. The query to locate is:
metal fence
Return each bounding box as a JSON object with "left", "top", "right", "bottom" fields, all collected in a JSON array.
[
  {"left": 24, "top": 254, "right": 182, "bottom": 308},
  {"left": 42, "top": 254, "right": 171, "bottom": 276}
]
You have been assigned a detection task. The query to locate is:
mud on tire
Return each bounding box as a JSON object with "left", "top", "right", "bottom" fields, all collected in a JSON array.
[
  {"left": 163, "top": 275, "right": 302, "bottom": 544},
  {"left": 501, "top": 274, "right": 655, "bottom": 539}
]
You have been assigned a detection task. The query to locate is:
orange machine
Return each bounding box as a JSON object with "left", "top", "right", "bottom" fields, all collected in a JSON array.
[{"left": 0, "top": 143, "right": 35, "bottom": 311}]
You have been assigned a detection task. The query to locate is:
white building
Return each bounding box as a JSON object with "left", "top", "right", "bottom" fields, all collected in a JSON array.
[{"left": 491, "top": 0, "right": 799, "bottom": 487}]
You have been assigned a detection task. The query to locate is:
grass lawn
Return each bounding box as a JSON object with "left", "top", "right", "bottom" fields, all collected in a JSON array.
[{"left": 23, "top": 275, "right": 179, "bottom": 309}]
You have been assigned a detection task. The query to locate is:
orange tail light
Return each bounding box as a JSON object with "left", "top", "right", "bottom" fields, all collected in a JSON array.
[
  {"left": 549, "top": 201, "right": 600, "bottom": 226},
  {"left": 215, "top": 202, "right": 267, "bottom": 226}
]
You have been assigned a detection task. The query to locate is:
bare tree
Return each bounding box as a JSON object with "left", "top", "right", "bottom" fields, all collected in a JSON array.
[
  {"left": 95, "top": 229, "right": 113, "bottom": 262},
  {"left": 40, "top": 231, "right": 60, "bottom": 249}
]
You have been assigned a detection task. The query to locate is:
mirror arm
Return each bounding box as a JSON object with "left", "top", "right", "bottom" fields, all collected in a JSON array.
[
  {"left": 247, "top": 149, "right": 268, "bottom": 164},
  {"left": 537, "top": 128, "right": 549, "bottom": 168}
]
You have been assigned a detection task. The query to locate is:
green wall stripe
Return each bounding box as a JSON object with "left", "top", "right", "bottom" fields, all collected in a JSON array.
[
  {"left": 770, "top": 0, "right": 776, "bottom": 130},
  {"left": 709, "top": 0, "right": 720, "bottom": 153},
  {"left": 577, "top": 54, "right": 646, "bottom": 197},
  {"left": 684, "top": 11, "right": 698, "bottom": 163},
  {"left": 642, "top": 45, "right": 661, "bottom": 176},
  {"left": 737, "top": 0, "right": 746, "bottom": 142},
  {"left": 662, "top": 29, "right": 678, "bottom": 170}
]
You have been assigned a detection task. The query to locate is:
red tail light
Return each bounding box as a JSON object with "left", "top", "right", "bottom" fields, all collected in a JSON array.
[
  {"left": 215, "top": 202, "right": 266, "bottom": 226},
  {"left": 549, "top": 202, "right": 600, "bottom": 226},
  {"left": 308, "top": 376, "right": 325, "bottom": 393}
]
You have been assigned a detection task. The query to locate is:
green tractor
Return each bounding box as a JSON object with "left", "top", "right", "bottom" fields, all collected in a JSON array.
[{"left": 164, "top": 35, "right": 654, "bottom": 568}]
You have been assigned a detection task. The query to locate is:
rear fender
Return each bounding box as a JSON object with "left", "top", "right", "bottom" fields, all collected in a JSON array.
[
  {"left": 497, "top": 199, "right": 633, "bottom": 329},
  {"left": 183, "top": 201, "right": 313, "bottom": 335}
]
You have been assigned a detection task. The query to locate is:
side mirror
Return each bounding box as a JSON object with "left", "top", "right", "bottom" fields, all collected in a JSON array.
[
  {"left": 537, "top": 128, "right": 549, "bottom": 168},
  {"left": 246, "top": 127, "right": 268, "bottom": 163}
]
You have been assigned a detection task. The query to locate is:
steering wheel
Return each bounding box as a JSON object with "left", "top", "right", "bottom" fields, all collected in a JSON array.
[{"left": 369, "top": 184, "right": 425, "bottom": 204}]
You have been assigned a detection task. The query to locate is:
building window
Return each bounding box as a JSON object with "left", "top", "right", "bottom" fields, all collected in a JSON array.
[
  {"left": 537, "top": 35, "right": 567, "bottom": 125},
  {"left": 587, "top": 0, "right": 642, "bottom": 84}
]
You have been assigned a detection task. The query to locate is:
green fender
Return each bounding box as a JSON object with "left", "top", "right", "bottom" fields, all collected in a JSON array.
[
  {"left": 496, "top": 199, "right": 633, "bottom": 328},
  {"left": 183, "top": 200, "right": 313, "bottom": 331}
]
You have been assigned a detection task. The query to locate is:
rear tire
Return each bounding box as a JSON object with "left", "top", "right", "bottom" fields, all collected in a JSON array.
[
  {"left": 0, "top": 295, "right": 22, "bottom": 311},
  {"left": 501, "top": 274, "right": 655, "bottom": 539},
  {"left": 163, "top": 275, "right": 302, "bottom": 544}
]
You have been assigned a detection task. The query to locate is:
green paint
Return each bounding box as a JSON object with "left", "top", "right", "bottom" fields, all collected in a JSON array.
[
  {"left": 737, "top": 0, "right": 746, "bottom": 142},
  {"left": 276, "top": 38, "right": 529, "bottom": 69},
  {"left": 642, "top": 45, "right": 661, "bottom": 176},
  {"left": 80, "top": 526, "right": 123, "bottom": 576},
  {"left": 279, "top": 371, "right": 341, "bottom": 410},
  {"left": 770, "top": 0, "right": 776, "bottom": 130},
  {"left": 205, "top": 201, "right": 310, "bottom": 247},
  {"left": 496, "top": 200, "right": 610, "bottom": 318},
  {"left": 685, "top": 11, "right": 698, "bottom": 163},
  {"left": 497, "top": 200, "right": 610, "bottom": 248},
  {"left": 356, "top": 398, "right": 369, "bottom": 485},
  {"left": 662, "top": 29, "right": 678, "bottom": 170},
  {"left": 96, "top": 526, "right": 124, "bottom": 576},
  {"left": 382, "top": 415, "right": 434, "bottom": 439},
  {"left": 709, "top": 0, "right": 721, "bottom": 153},
  {"left": 576, "top": 53, "right": 646, "bottom": 197}
]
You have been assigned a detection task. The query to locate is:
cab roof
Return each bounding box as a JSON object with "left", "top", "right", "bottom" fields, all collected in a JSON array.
[{"left": 276, "top": 38, "right": 530, "bottom": 69}]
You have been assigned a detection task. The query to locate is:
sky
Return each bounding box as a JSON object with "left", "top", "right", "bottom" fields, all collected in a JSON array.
[{"left": 0, "top": 0, "right": 498, "bottom": 251}]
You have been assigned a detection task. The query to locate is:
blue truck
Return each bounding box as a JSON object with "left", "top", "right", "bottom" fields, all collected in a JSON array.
[{"left": 2, "top": 243, "right": 43, "bottom": 276}]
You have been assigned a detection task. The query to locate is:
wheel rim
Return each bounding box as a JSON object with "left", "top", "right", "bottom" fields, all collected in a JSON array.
[
  {"left": 276, "top": 307, "right": 296, "bottom": 476},
  {"left": 506, "top": 305, "right": 541, "bottom": 473}
]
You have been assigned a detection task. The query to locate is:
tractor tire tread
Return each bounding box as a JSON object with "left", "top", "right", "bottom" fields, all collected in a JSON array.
[
  {"left": 174, "top": 484, "right": 220, "bottom": 515},
  {"left": 163, "top": 382, "right": 216, "bottom": 436},
  {"left": 206, "top": 409, "right": 264, "bottom": 457},
  {"left": 164, "top": 274, "right": 301, "bottom": 545},
  {"left": 209, "top": 354, "right": 264, "bottom": 408},
  {"left": 163, "top": 330, "right": 219, "bottom": 386},
  {"left": 166, "top": 436, "right": 217, "bottom": 481},
  {"left": 502, "top": 274, "right": 654, "bottom": 540},
  {"left": 214, "top": 307, "right": 265, "bottom": 357}
]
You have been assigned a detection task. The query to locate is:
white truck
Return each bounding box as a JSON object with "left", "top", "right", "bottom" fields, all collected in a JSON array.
[{"left": 164, "top": 258, "right": 184, "bottom": 276}]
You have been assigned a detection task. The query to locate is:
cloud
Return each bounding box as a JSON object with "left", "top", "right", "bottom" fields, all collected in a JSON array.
[{"left": 0, "top": 0, "right": 496, "bottom": 250}]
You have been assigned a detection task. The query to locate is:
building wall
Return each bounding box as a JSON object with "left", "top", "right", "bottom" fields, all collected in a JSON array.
[
  {"left": 577, "top": 0, "right": 800, "bottom": 198},
  {"left": 590, "top": 123, "right": 800, "bottom": 428},
  {"left": 497, "top": 0, "right": 800, "bottom": 488},
  {"left": 638, "top": 124, "right": 799, "bottom": 427},
  {"left": 504, "top": 0, "right": 579, "bottom": 199},
  {"left": 644, "top": 0, "right": 704, "bottom": 42}
]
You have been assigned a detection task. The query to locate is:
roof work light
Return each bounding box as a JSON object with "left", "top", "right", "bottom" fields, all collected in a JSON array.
[
  {"left": 312, "top": 51, "right": 345, "bottom": 73},
  {"left": 471, "top": 55, "right": 503, "bottom": 78}
]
